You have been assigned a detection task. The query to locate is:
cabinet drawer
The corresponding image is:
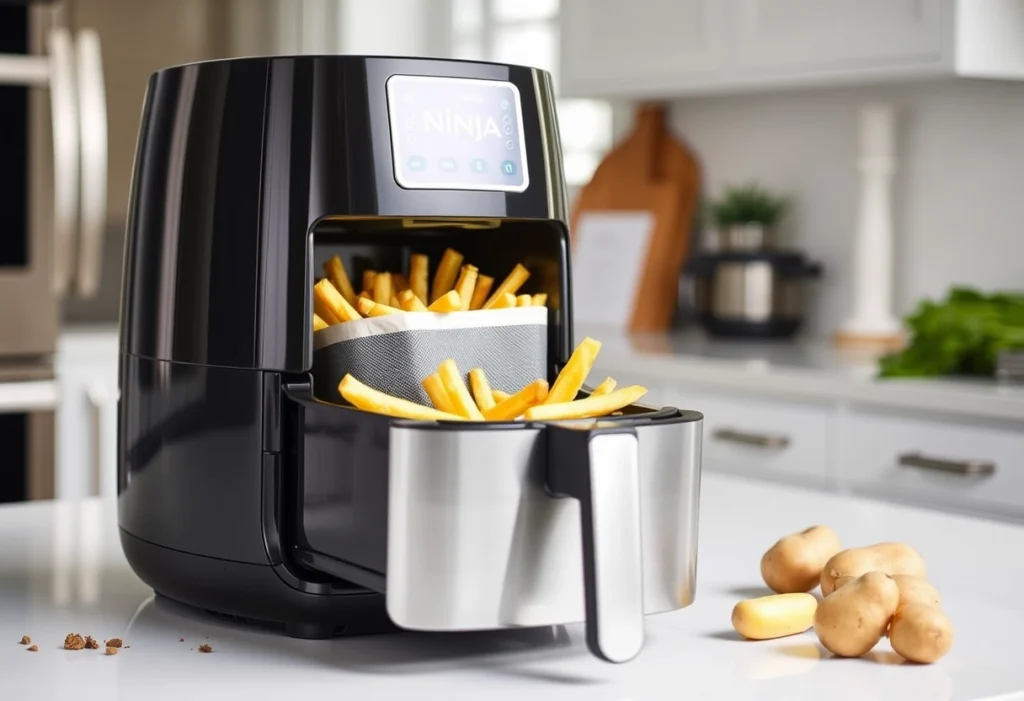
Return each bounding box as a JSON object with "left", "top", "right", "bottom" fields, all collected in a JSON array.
[
  {"left": 668, "top": 388, "right": 834, "bottom": 488},
  {"left": 838, "top": 410, "right": 1024, "bottom": 520}
]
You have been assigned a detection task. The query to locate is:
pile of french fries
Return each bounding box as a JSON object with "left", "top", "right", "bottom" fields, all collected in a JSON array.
[
  {"left": 338, "top": 336, "right": 649, "bottom": 422},
  {"left": 312, "top": 247, "right": 547, "bottom": 331}
]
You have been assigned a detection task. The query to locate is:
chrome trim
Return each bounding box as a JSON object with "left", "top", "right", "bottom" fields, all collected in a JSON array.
[
  {"left": 47, "top": 27, "right": 80, "bottom": 298},
  {"left": 86, "top": 382, "right": 108, "bottom": 497},
  {"left": 898, "top": 451, "right": 996, "bottom": 476},
  {"left": 0, "top": 54, "right": 49, "bottom": 86},
  {"left": 586, "top": 432, "right": 645, "bottom": 663},
  {"left": 73, "top": 29, "right": 108, "bottom": 299},
  {"left": 385, "top": 416, "right": 702, "bottom": 634}
]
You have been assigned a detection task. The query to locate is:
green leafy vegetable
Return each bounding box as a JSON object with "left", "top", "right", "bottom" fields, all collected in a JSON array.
[{"left": 879, "top": 287, "right": 1024, "bottom": 378}]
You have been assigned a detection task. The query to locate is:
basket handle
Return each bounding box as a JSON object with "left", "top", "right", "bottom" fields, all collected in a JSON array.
[{"left": 546, "top": 422, "right": 645, "bottom": 663}]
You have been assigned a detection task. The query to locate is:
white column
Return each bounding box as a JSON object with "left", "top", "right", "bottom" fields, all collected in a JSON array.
[{"left": 838, "top": 103, "right": 902, "bottom": 339}]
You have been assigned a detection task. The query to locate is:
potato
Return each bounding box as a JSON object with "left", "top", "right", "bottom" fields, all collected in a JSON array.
[
  {"left": 892, "top": 575, "right": 941, "bottom": 609},
  {"left": 813, "top": 571, "right": 899, "bottom": 657},
  {"left": 888, "top": 603, "right": 953, "bottom": 663},
  {"left": 761, "top": 525, "right": 842, "bottom": 593},
  {"left": 732, "top": 593, "right": 818, "bottom": 640},
  {"left": 820, "top": 543, "right": 926, "bottom": 596}
]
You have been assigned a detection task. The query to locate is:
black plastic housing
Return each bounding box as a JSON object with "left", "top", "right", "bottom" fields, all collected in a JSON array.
[{"left": 118, "top": 55, "right": 572, "bottom": 636}]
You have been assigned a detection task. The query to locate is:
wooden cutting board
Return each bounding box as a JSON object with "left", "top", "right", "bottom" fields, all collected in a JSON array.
[{"left": 569, "top": 103, "right": 701, "bottom": 332}]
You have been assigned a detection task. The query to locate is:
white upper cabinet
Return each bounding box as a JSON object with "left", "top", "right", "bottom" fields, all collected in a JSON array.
[
  {"left": 560, "top": 0, "right": 722, "bottom": 95},
  {"left": 560, "top": 0, "right": 1024, "bottom": 98},
  {"left": 728, "top": 0, "right": 942, "bottom": 71}
]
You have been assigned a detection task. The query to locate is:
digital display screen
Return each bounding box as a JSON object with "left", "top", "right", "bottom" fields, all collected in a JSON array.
[{"left": 386, "top": 74, "right": 529, "bottom": 192}]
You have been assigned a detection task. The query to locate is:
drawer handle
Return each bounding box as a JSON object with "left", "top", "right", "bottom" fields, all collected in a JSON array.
[
  {"left": 898, "top": 452, "right": 996, "bottom": 476},
  {"left": 713, "top": 428, "right": 790, "bottom": 449}
]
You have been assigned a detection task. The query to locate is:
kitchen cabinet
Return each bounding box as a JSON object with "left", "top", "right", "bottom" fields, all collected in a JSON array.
[
  {"left": 837, "top": 407, "right": 1024, "bottom": 522},
  {"left": 560, "top": 0, "right": 722, "bottom": 96},
  {"left": 667, "top": 387, "right": 835, "bottom": 490},
  {"left": 586, "top": 326, "right": 1024, "bottom": 524},
  {"left": 560, "top": 0, "right": 1024, "bottom": 99},
  {"left": 55, "top": 327, "right": 118, "bottom": 500}
]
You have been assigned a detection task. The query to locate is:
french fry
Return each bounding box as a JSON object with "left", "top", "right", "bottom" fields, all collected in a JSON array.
[
  {"left": 374, "top": 272, "right": 393, "bottom": 305},
  {"left": 422, "top": 373, "right": 456, "bottom": 414},
  {"left": 430, "top": 248, "right": 464, "bottom": 303},
  {"left": 393, "top": 273, "right": 409, "bottom": 293},
  {"left": 545, "top": 337, "right": 601, "bottom": 404},
  {"left": 358, "top": 290, "right": 371, "bottom": 300},
  {"left": 524, "top": 385, "right": 647, "bottom": 421},
  {"left": 390, "top": 292, "right": 402, "bottom": 308},
  {"left": 312, "top": 313, "right": 329, "bottom": 331},
  {"left": 469, "top": 274, "right": 494, "bottom": 310},
  {"left": 339, "top": 374, "right": 465, "bottom": 422},
  {"left": 492, "top": 389, "right": 511, "bottom": 404},
  {"left": 484, "top": 379, "right": 549, "bottom": 421},
  {"left": 438, "top": 359, "right": 485, "bottom": 420},
  {"left": 454, "top": 264, "right": 479, "bottom": 310},
  {"left": 410, "top": 254, "right": 429, "bottom": 304},
  {"left": 483, "top": 263, "right": 530, "bottom": 309},
  {"left": 468, "top": 368, "right": 496, "bottom": 412},
  {"left": 516, "top": 294, "right": 532, "bottom": 307},
  {"left": 399, "top": 289, "right": 428, "bottom": 312},
  {"left": 362, "top": 270, "right": 377, "bottom": 293},
  {"left": 532, "top": 293, "right": 547, "bottom": 307},
  {"left": 590, "top": 377, "right": 617, "bottom": 396},
  {"left": 357, "top": 297, "right": 404, "bottom": 317},
  {"left": 490, "top": 292, "right": 517, "bottom": 310},
  {"left": 314, "top": 279, "right": 362, "bottom": 322},
  {"left": 323, "top": 256, "right": 358, "bottom": 306},
  {"left": 428, "top": 290, "right": 462, "bottom": 312},
  {"left": 313, "top": 292, "right": 343, "bottom": 325}
]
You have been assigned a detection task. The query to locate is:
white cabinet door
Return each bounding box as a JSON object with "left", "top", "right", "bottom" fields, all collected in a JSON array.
[
  {"left": 55, "top": 329, "right": 119, "bottom": 500},
  {"left": 560, "top": 0, "right": 723, "bottom": 97},
  {"left": 837, "top": 408, "right": 1024, "bottom": 523},
  {"left": 727, "top": 0, "right": 944, "bottom": 73}
]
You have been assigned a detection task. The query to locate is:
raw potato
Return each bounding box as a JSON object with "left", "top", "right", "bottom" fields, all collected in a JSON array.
[
  {"left": 813, "top": 571, "right": 899, "bottom": 657},
  {"left": 760, "top": 525, "right": 842, "bottom": 594},
  {"left": 889, "top": 603, "right": 953, "bottom": 663},
  {"left": 892, "top": 575, "right": 942, "bottom": 609},
  {"left": 820, "top": 543, "right": 927, "bottom": 595},
  {"left": 731, "top": 593, "right": 818, "bottom": 640}
]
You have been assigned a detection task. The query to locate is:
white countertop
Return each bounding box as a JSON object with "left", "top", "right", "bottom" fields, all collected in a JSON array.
[
  {"left": 580, "top": 325, "right": 1024, "bottom": 422},
  {"left": 3, "top": 474, "right": 1023, "bottom": 700}
]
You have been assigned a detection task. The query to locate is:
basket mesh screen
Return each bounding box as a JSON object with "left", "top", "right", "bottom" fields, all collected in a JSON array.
[{"left": 312, "top": 324, "right": 547, "bottom": 405}]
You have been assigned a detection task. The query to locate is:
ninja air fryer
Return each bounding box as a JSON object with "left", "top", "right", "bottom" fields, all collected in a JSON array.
[{"left": 117, "top": 55, "right": 704, "bottom": 664}]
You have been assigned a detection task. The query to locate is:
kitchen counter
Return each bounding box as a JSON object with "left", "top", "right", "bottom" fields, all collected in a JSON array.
[
  {"left": 581, "top": 325, "right": 1024, "bottom": 423},
  {"left": 3, "top": 474, "right": 1023, "bottom": 700}
]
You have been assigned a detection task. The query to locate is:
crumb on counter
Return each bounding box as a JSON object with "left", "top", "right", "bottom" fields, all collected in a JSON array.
[
  {"left": 64, "top": 634, "right": 86, "bottom": 651},
  {"left": 104, "top": 638, "right": 123, "bottom": 648},
  {"left": 199, "top": 644, "right": 213, "bottom": 653},
  {"left": 179, "top": 638, "right": 184, "bottom": 642},
  {"left": 105, "top": 647, "right": 118, "bottom": 656},
  {"left": 27, "top": 645, "right": 38, "bottom": 652},
  {"left": 84, "top": 636, "right": 99, "bottom": 650},
  {"left": 19, "top": 635, "right": 30, "bottom": 645}
]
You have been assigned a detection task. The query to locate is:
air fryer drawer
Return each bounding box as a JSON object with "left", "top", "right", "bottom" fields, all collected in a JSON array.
[{"left": 290, "top": 397, "right": 703, "bottom": 633}]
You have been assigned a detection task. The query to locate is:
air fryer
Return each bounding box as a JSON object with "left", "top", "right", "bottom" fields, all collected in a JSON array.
[{"left": 117, "top": 55, "right": 704, "bottom": 664}]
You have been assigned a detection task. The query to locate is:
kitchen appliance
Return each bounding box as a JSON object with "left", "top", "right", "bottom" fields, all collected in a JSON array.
[
  {"left": 686, "top": 249, "right": 822, "bottom": 338},
  {"left": 117, "top": 55, "right": 704, "bottom": 664},
  {"left": 0, "top": 2, "right": 107, "bottom": 501}
]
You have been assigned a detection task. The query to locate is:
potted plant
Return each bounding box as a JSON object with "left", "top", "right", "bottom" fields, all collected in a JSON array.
[{"left": 706, "top": 182, "right": 791, "bottom": 250}]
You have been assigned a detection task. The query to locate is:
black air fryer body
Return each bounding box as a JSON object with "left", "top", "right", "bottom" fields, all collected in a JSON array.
[{"left": 118, "top": 56, "right": 574, "bottom": 638}]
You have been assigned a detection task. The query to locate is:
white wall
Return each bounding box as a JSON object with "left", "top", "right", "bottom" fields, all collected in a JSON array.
[{"left": 651, "top": 78, "right": 1024, "bottom": 336}]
